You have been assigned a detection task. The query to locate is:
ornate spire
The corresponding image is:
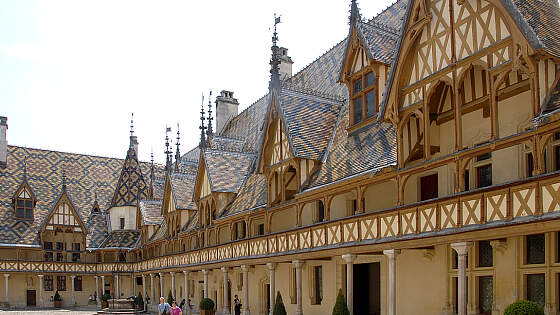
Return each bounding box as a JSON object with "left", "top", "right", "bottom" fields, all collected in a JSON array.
[
  {"left": 175, "top": 123, "right": 181, "bottom": 172},
  {"left": 149, "top": 149, "right": 155, "bottom": 199},
  {"left": 199, "top": 93, "right": 207, "bottom": 148},
  {"left": 350, "top": 0, "right": 361, "bottom": 26},
  {"left": 22, "top": 157, "right": 28, "bottom": 181},
  {"left": 269, "top": 14, "right": 282, "bottom": 92},
  {"left": 129, "top": 113, "right": 139, "bottom": 156},
  {"left": 165, "top": 126, "right": 172, "bottom": 171},
  {"left": 206, "top": 90, "right": 213, "bottom": 137}
]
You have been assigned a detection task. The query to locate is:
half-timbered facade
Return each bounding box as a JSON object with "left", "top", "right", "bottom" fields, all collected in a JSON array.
[{"left": 2, "top": 0, "right": 560, "bottom": 314}]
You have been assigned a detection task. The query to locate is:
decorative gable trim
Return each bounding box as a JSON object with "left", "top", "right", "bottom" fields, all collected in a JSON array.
[{"left": 40, "top": 190, "right": 87, "bottom": 235}]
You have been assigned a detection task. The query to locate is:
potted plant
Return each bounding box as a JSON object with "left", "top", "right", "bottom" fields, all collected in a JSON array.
[
  {"left": 504, "top": 300, "right": 544, "bottom": 315},
  {"left": 273, "top": 292, "right": 286, "bottom": 315},
  {"left": 332, "top": 289, "right": 350, "bottom": 315},
  {"left": 53, "top": 291, "right": 62, "bottom": 308},
  {"left": 135, "top": 292, "right": 143, "bottom": 309},
  {"left": 167, "top": 289, "right": 174, "bottom": 306},
  {"left": 101, "top": 293, "right": 110, "bottom": 308},
  {"left": 199, "top": 298, "right": 215, "bottom": 315}
]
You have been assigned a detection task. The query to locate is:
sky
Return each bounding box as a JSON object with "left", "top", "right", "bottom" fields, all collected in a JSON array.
[{"left": 1, "top": 0, "right": 395, "bottom": 163}]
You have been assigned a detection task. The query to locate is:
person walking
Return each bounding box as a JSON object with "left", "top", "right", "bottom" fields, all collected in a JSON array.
[
  {"left": 170, "top": 301, "right": 182, "bottom": 315},
  {"left": 233, "top": 294, "right": 241, "bottom": 315},
  {"left": 158, "top": 297, "right": 171, "bottom": 315}
]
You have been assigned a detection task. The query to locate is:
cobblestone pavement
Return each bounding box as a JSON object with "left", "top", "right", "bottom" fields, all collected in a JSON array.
[{"left": 0, "top": 310, "right": 96, "bottom": 315}]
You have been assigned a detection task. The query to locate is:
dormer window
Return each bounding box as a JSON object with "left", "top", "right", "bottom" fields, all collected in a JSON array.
[
  {"left": 15, "top": 188, "right": 34, "bottom": 220},
  {"left": 351, "top": 70, "right": 377, "bottom": 125}
]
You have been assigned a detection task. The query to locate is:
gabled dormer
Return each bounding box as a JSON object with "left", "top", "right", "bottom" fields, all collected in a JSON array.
[
  {"left": 12, "top": 176, "right": 36, "bottom": 220},
  {"left": 338, "top": 0, "right": 399, "bottom": 130},
  {"left": 41, "top": 188, "right": 86, "bottom": 234},
  {"left": 162, "top": 172, "right": 197, "bottom": 237}
]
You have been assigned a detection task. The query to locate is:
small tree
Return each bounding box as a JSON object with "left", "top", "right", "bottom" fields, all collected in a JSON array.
[
  {"left": 199, "top": 298, "right": 215, "bottom": 310},
  {"left": 167, "top": 289, "right": 174, "bottom": 305},
  {"left": 504, "top": 300, "right": 544, "bottom": 315},
  {"left": 136, "top": 292, "right": 143, "bottom": 305},
  {"left": 273, "top": 291, "right": 286, "bottom": 315},
  {"left": 332, "top": 289, "right": 350, "bottom": 315}
]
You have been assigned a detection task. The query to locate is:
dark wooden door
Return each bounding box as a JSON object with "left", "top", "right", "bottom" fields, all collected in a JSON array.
[
  {"left": 26, "top": 290, "right": 36, "bottom": 306},
  {"left": 420, "top": 174, "right": 438, "bottom": 201}
]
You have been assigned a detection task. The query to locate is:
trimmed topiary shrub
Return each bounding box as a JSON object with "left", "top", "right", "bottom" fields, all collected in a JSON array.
[
  {"left": 167, "top": 289, "right": 174, "bottom": 306},
  {"left": 332, "top": 289, "right": 350, "bottom": 315},
  {"left": 273, "top": 291, "right": 286, "bottom": 315},
  {"left": 136, "top": 292, "right": 143, "bottom": 305},
  {"left": 504, "top": 300, "right": 544, "bottom": 315},
  {"left": 199, "top": 298, "right": 215, "bottom": 310},
  {"left": 53, "top": 291, "right": 62, "bottom": 302}
]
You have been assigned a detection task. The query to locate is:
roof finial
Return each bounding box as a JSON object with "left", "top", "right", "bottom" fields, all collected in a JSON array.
[
  {"left": 62, "top": 169, "right": 67, "bottom": 191},
  {"left": 206, "top": 90, "right": 213, "bottom": 137},
  {"left": 199, "top": 93, "right": 207, "bottom": 148},
  {"left": 269, "top": 14, "right": 282, "bottom": 92},
  {"left": 165, "top": 126, "right": 172, "bottom": 171},
  {"left": 175, "top": 123, "right": 181, "bottom": 171},
  {"left": 350, "top": 0, "right": 361, "bottom": 26},
  {"left": 149, "top": 149, "right": 155, "bottom": 199}
]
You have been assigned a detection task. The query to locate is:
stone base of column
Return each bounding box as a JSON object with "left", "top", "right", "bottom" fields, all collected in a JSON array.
[{"left": 242, "top": 308, "right": 251, "bottom": 315}]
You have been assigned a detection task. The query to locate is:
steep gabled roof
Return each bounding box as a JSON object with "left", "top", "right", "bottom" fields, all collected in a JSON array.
[
  {"left": 39, "top": 185, "right": 87, "bottom": 235},
  {"left": 221, "top": 173, "right": 267, "bottom": 217},
  {"left": 99, "top": 230, "right": 140, "bottom": 249},
  {"left": 203, "top": 149, "right": 256, "bottom": 194},
  {"left": 111, "top": 147, "right": 149, "bottom": 207},
  {"left": 138, "top": 199, "right": 164, "bottom": 225},
  {"left": 169, "top": 172, "right": 197, "bottom": 210}
]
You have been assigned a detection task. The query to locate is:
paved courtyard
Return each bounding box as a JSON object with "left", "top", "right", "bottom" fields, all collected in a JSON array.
[{"left": 0, "top": 309, "right": 160, "bottom": 315}]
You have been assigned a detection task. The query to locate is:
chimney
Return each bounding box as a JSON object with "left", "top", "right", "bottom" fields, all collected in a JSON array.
[
  {"left": 278, "top": 47, "right": 293, "bottom": 80},
  {"left": 0, "top": 116, "right": 7, "bottom": 169},
  {"left": 216, "top": 90, "right": 239, "bottom": 134}
]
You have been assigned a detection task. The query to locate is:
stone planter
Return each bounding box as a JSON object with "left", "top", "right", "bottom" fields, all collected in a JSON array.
[
  {"left": 101, "top": 301, "right": 108, "bottom": 308},
  {"left": 54, "top": 300, "right": 62, "bottom": 308},
  {"left": 200, "top": 310, "right": 215, "bottom": 315}
]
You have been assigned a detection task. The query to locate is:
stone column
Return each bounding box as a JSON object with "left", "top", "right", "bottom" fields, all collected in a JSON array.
[
  {"left": 71, "top": 275, "right": 76, "bottom": 305},
  {"left": 241, "top": 265, "right": 250, "bottom": 315},
  {"left": 142, "top": 275, "right": 147, "bottom": 309},
  {"left": 451, "top": 242, "right": 473, "bottom": 315},
  {"left": 170, "top": 272, "right": 176, "bottom": 300},
  {"left": 266, "top": 263, "right": 277, "bottom": 315},
  {"left": 158, "top": 272, "right": 164, "bottom": 298},
  {"left": 183, "top": 271, "right": 190, "bottom": 314},
  {"left": 94, "top": 276, "right": 100, "bottom": 309},
  {"left": 38, "top": 275, "right": 44, "bottom": 307},
  {"left": 101, "top": 276, "right": 105, "bottom": 299},
  {"left": 221, "top": 267, "right": 231, "bottom": 315},
  {"left": 292, "top": 261, "right": 304, "bottom": 315},
  {"left": 150, "top": 274, "right": 155, "bottom": 305},
  {"left": 133, "top": 275, "right": 136, "bottom": 297},
  {"left": 202, "top": 269, "right": 209, "bottom": 298},
  {"left": 383, "top": 249, "right": 401, "bottom": 315},
  {"left": 115, "top": 274, "right": 120, "bottom": 299},
  {"left": 4, "top": 274, "right": 8, "bottom": 304},
  {"left": 342, "top": 254, "right": 357, "bottom": 315}
]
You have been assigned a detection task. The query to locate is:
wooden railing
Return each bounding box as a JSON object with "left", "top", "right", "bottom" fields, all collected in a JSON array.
[{"left": 1, "top": 173, "right": 560, "bottom": 274}]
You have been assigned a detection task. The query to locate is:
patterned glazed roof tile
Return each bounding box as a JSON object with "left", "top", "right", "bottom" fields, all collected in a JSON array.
[
  {"left": 169, "top": 172, "right": 197, "bottom": 210},
  {"left": 368, "top": 0, "right": 408, "bottom": 30},
  {"left": 180, "top": 213, "right": 199, "bottom": 234},
  {"left": 151, "top": 176, "right": 166, "bottom": 200},
  {"left": 512, "top": 0, "right": 560, "bottom": 57},
  {"left": 279, "top": 89, "right": 343, "bottom": 160},
  {"left": 148, "top": 219, "right": 167, "bottom": 243},
  {"left": 203, "top": 150, "right": 256, "bottom": 193},
  {"left": 356, "top": 21, "right": 399, "bottom": 64},
  {"left": 306, "top": 104, "right": 397, "bottom": 190},
  {"left": 0, "top": 146, "right": 163, "bottom": 248},
  {"left": 100, "top": 230, "right": 140, "bottom": 249},
  {"left": 209, "top": 136, "right": 246, "bottom": 152},
  {"left": 139, "top": 199, "right": 163, "bottom": 225},
  {"left": 111, "top": 148, "right": 148, "bottom": 207},
  {"left": 221, "top": 174, "right": 267, "bottom": 217}
]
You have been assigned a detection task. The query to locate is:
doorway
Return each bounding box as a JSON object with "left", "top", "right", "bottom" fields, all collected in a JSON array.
[
  {"left": 26, "top": 290, "right": 36, "bottom": 307},
  {"left": 354, "top": 262, "right": 380, "bottom": 315},
  {"left": 420, "top": 173, "right": 438, "bottom": 201}
]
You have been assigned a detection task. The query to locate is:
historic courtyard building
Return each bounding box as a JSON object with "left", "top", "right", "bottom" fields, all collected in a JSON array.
[{"left": 2, "top": 0, "right": 560, "bottom": 314}]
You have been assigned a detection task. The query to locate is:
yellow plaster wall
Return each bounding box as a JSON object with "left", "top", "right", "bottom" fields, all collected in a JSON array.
[{"left": 109, "top": 206, "right": 137, "bottom": 230}]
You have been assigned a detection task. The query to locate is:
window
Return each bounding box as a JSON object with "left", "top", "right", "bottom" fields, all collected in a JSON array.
[
  {"left": 72, "top": 253, "right": 80, "bottom": 262},
  {"left": 527, "top": 274, "right": 545, "bottom": 308},
  {"left": 44, "top": 275, "right": 53, "bottom": 291},
  {"left": 478, "top": 276, "right": 493, "bottom": 315},
  {"left": 420, "top": 174, "right": 438, "bottom": 201},
  {"left": 71, "top": 243, "right": 80, "bottom": 262},
  {"left": 527, "top": 153, "right": 534, "bottom": 177},
  {"left": 351, "top": 71, "right": 377, "bottom": 125},
  {"left": 120, "top": 217, "right": 125, "bottom": 230},
  {"left": 317, "top": 201, "right": 325, "bottom": 223},
  {"left": 118, "top": 252, "right": 126, "bottom": 262},
  {"left": 313, "top": 266, "right": 323, "bottom": 305},
  {"left": 477, "top": 164, "right": 492, "bottom": 188},
  {"left": 15, "top": 189, "right": 34, "bottom": 219},
  {"left": 136, "top": 277, "right": 143, "bottom": 285},
  {"left": 43, "top": 242, "right": 53, "bottom": 250},
  {"left": 56, "top": 253, "right": 64, "bottom": 262},
  {"left": 74, "top": 276, "right": 82, "bottom": 291},
  {"left": 527, "top": 234, "right": 545, "bottom": 264},
  {"left": 478, "top": 241, "right": 493, "bottom": 267},
  {"left": 56, "top": 276, "right": 66, "bottom": 291},
  {"left": 464, "top": 170, "right": 470, "bottom": 191},
  {"left": 257, "top": 224, "right": 265, "bottom": 236},
  {"left": 56, "top": 242, "right": 64, "bottom": 251},
  {"left": 44, "top": 252, "right": 53, "bottom": 262}
]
